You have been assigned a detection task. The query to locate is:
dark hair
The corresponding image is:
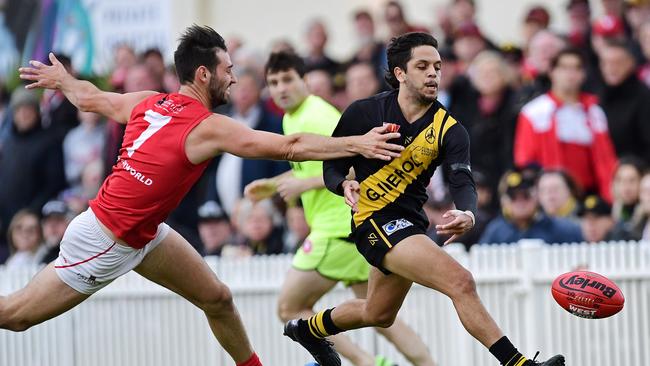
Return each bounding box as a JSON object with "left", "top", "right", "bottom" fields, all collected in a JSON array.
[
  {"left": 143, "top": 48, "right": 163, "bottom": 60},
  {"left": 603, "top": 39, "right": 637, "bottom": 60},
  {"left": 384, "top": 32, "right": 438, "bottom": 89},
  {"left": 354, "top": 10, "right": 372, "bottom": 21},
  {"left": 264, "top": 51, "right": 306, "bottom": 78},
  {"left": 617, "top": 155, "right": 646, "bottom": 176},
  {"left": 385, "top": 1, "right": 404, "bottom": 15},
  {"left": 174, "top": 25, "right": 227, "bottom": 84},
  {"left": 550, "top": 47, "right": 585, "bottom": 70}
]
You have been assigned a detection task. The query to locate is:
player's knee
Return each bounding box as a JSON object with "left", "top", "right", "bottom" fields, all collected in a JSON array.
[
  {"left": 277, "top": 299, "right": 298, "bottom": 322},
  {"left": 200, "top": 283, "right": 234, "bottom": 316},
  {"left": 0, "top": 305, "right": 32, "bottom": 332},
  {"left": 364, "top": 305, "right": 397, "bottom": 328},
  {"left": 2, "top": 318, "right": 32, "bottom": 332},
  {"left": 368, "top": 311, "right": 397, "bottom": 328},
  {"left": 452, "top": 269, "right": 477, "bottom": 298}
]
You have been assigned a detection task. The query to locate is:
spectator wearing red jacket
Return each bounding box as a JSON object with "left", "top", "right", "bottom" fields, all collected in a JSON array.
[{"left": 515, "top": 48, "right": 618, "bottom": 202}]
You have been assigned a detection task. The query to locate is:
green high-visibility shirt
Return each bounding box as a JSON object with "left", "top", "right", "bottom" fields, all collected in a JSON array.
[{"left": 282, "top": 95, "right": 351, "bottom": 240}]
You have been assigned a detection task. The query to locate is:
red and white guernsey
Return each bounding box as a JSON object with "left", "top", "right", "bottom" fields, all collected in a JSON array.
[{"left": 89, "top": 93, "right": 212, "bottom": 248}]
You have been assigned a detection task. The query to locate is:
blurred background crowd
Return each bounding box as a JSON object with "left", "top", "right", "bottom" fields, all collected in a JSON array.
[{"left": 1, "top": 0, "right": 650, "bottom": 267}]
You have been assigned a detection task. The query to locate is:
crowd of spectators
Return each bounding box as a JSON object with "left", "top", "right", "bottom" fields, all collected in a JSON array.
[{"left": 2, "top": 0, "right": 650, "bottom": 266}]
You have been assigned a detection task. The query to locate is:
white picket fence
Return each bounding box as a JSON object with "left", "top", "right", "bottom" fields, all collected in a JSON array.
[{"left": 1, "top": 240, "right": 649, "bottom": 366}]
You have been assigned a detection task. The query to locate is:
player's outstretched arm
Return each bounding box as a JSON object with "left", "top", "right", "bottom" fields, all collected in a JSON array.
[
  {"left": 194, "top": 114, "right": 404, "bottom": 162},
  {"left": 19, "top": 53, "right": 156, "bottom": 124}
]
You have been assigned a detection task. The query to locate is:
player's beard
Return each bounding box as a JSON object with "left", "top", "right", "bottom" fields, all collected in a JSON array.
[
  {"left": 415, "top": 89, "right": 436, "bottom": 105},
  {"left": 404, "top": 77, "right": 437, "bottom": 105},
  {"left": 209, "top": 73, "right": 231, "bottom": 107}
]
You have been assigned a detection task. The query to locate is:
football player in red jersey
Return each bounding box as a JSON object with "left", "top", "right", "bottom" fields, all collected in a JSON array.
[{"left": 6, "top": 25, "right": 404, "bottom": 366}]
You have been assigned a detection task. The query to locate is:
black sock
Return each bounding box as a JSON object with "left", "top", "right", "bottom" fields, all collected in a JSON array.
[
  {"left": 303, "top": 308, "right": 344, "bottom": 339},
  {"left": 489, "top": 336, "right": 527, "bottom": 365}
]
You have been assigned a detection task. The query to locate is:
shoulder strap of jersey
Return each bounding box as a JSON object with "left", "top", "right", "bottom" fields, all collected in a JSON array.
[
  {"left": 438, "top": 111, "right": 457, "bottom": 152},
  {"left": 432, "top": 108, "right": 449, "bottom": 152}
]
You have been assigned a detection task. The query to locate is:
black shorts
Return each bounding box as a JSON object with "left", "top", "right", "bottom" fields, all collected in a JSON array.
[{"left": 351, "top": 217, "right": 427, "bottom": 275}]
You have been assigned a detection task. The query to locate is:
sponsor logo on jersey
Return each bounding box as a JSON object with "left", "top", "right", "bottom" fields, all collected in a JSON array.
[
  {"left": 364, "top": 154, "right": 424, "bottom": 201},
  {"left": 121, "top": 160, "right": 154, "bottom": 186},
  {"left": 155, "top": 97, "right": 185, "bottom": 114},
  {"left": 413, "top": 146, "right": 435, "bottom": 157},
  {"left": 382, "top": 218, "right": 413, "bottom": 236},
  {"left": 76, "top": 273, "right": 99, "bottom": 286},
  {"left": 425, "top": 126, "right": 435, "bottom": 143}
]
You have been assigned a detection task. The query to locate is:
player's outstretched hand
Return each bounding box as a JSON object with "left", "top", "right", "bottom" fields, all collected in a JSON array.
[
  {"left": 342, "top": 180, "right": 361, "bottom": 212},
  {"left": 435, "top": 209, "right": 475, "bottom": 245},
  {"left": 244, "top": 178, "right": 277, "bottom": 202},
  {"left": 19, "top": 53, "right": 68, "bottom": 90},
  {"left": 355, "top": 124, "right": 404, "bottom": 161}
]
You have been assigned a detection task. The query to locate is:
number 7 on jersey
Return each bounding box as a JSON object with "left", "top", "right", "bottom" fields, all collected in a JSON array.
[{"left": 126, "top": 110, "right": 172, "bottom": 157}]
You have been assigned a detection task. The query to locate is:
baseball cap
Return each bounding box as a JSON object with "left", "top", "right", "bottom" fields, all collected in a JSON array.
[
  {"left": 577, "top": 195, "right": 612, "bottom": 217},
  {"left": 197, "top": 201, "right": 228, "bottom": 221},
  {"left": 504, "top": 170, "right": 536, "bottom": 197},
  {"left": 501, "top": 43, "right": 524, "bottom": 64},
  {"left": 525, "top": 6, "right": 551, "bottom": 27},
  {"left": 454, "top": 22, "right": 483, "bottom": 39},
  {"left": 592, "top": 15, "right": 625, "bottom": 37},
  {"left": 41, "top": 200, "right": 70, "bottom": 218}
]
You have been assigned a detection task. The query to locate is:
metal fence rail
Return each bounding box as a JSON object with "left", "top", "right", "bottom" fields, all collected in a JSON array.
[{"left": 1, "top": 240, "right": 649, "bottom": 366}]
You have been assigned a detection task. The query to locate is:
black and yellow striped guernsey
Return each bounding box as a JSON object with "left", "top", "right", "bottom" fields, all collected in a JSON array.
[{"left": 324, "top": 90, "right": 477, "bottom": 231}]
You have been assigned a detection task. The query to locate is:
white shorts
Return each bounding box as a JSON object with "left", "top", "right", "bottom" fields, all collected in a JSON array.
[{"left": 54, "top": 208, "right": 170, "bottom": 295}]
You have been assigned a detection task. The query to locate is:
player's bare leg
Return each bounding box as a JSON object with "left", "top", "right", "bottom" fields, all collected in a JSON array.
[
  {"left": 135, "top": 228, "right": 256, "bottom": 364},
  {"left": 0, "top": 263, "right": 89, "bottom": 331},
  {"left": 381, "top": 235, "right": 503, "bottom": 347},
  {"left": 328, "top": 267, "right": 411, "bottom": 330},
  {"left": 375, "top": 235, "right": 564, "bottom": 365},
  {"left": 350, "top": 282, "right": 436, "bottom": 366},
  {"left": 292, "top": 235, "right": 564, "bottom": 365},
  {"left": 277, "top": 268, "right": 376, "bottom": 366},
  {"left": 283, "top": 267, "right": 412, "bottom": 366},
  {"left": 301, "top": 235, "right": 501, "bottom": 346}
]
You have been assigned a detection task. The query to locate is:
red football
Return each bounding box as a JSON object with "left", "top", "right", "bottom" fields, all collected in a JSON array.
[
  {"left": 551, "top": 271, "right": 625, "bottom": 319},
  {"left": 382, "top": 122, "right": 400, "bottom": 133}
]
